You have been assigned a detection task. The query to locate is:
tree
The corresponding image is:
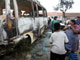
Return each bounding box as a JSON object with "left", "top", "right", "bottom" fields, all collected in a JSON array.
[{"left": 54, "top": 0, "right": 74, "bottom": 18}]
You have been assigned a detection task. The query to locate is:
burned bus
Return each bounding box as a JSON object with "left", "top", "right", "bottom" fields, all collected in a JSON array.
[{"left": 0, "top": 0, "right": 47, "bottom": 53}]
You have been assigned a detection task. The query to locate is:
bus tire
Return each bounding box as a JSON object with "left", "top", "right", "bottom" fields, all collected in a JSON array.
[{"left": 14, "top": 35, "right": 31, "bottom": 52}]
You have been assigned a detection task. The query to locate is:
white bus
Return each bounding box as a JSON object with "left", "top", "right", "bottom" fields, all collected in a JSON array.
[{"left": 0, "top": 0, "right": 47, "bottom": 50}]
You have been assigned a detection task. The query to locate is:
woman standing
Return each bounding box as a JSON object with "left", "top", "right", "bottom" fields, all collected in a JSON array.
[
  {"left": 64, "top": 20, "right": 80, "bottom": 60},
  {"left": 65, "top": 20, "right": 80, "bottom": 52}
]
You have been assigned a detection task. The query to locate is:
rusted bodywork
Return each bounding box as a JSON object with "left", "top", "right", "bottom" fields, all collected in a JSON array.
[{"left": 0, "top": 0, "right": 47, "bottom": 54}]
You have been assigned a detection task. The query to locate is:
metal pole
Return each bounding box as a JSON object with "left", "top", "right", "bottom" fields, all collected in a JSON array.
[
  {"left": 36, "top": 4, "right": 39, "bottom": 17},
  {"left": 5, "top": 0, "right": 11, "bottom": 24},
  {"left": 5, "top": 0, "right": 10, "bottom": 15},
  {"left": 13, "top": 0, "right": 19, "bottom": 36},
  {"left": 13, "top": 0, "right": 19, "bottom": 18},
  {"left": 31, "top": 0, "right": 35, "bottom": 19}
]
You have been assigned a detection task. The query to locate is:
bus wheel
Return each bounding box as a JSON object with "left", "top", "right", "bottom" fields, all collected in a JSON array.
[
  {"left": 25, "top": 35, "right": 31, "bottom": 47},
  {"left": 14, "top": 35, "right": 31, "bottom": 52}
]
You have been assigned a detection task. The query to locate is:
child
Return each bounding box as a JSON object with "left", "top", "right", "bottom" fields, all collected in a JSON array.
[{"left": 50, "top": 23, "right": 69, "bottom": 60}]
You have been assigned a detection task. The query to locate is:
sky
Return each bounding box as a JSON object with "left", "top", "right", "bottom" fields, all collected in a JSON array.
[{"left": 38, "top": 0, "right": 80, "bottom": 13}]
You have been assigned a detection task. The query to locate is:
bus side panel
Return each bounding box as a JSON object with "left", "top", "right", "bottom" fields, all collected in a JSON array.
[
  {"left": 18, "top": 17, "right": 33, "bottom": 34},
  {"left": 43, "top": 17, "right": 48, "bottom": 26},
  {"left": 33, "top": 17, "right": 48, "bottom": 35},
  {"left": 34, "top": 17, "right": 44, "bottom": 30}
]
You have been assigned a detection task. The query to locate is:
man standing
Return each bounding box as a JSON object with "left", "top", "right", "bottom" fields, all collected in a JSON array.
[
  {"left": 75, "top": 16, "right": 80, "bottom": 25},
  {"left": 75, "top": 16, "right": 80, "bottom": 40},
  {"left": 48, "top": 17, "right": 51, "bottom": 28},
  {"left": 50, "top": 23, "right": 69, "bottom": 60},
  {"left": 51, "top": 16, "right": 58, "bottom": 33}
]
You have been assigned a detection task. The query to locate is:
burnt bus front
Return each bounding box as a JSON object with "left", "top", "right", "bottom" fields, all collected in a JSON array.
[
  {"left": 0, "top": 0, "right": 33, "bottom": 45},
  {"left": 0, "top": 0, "right": 48, "bottom": 55},
  {"left": 0, "top": 0, "right": 8, "bottom": 45}
]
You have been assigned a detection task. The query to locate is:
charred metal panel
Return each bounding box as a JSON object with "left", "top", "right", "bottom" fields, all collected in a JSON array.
[{"left": 18, "top": 17, "right": 33, "bottom": 34}]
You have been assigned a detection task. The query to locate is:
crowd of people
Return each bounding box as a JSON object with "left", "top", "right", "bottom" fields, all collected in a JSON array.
[{"left": 48, "top": 16, "right": 80, "bottom": 60}]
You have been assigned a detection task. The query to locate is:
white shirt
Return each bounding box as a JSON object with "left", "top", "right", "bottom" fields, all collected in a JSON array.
[{"left": 50, "top": 31, "right": 69, "bottom": 54}]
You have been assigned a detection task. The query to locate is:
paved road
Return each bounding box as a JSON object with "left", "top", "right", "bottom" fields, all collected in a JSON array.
[
  {"left": 30, "top": 29, "right": 80, "bottom": 60},
  {"left": 0, "top": 29, "right": 80, "bottom": 60}
]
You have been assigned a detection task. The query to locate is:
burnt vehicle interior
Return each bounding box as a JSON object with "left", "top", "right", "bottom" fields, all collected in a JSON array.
[
  {"left": 0, "top": 0, "right": 33, "bottom": 40},
  {"left": 33, "top": 2, "right": 47, "bottom": 17},
  {"left": 0, "top": 0, "right": 5, "bottom": 15},
  {"left": 0, "top": 0, "right": 47, "bottom": 41},
  {"left": 16, "top": 0, "right": 33, "bottom": 17}
]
